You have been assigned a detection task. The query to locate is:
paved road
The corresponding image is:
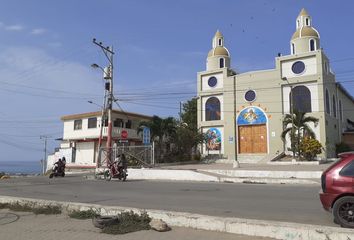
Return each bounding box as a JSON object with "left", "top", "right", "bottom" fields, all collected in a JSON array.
[
  {"left": 0, "top": 209, "right": 274, "bottom": 240},
  {"left": 0, "top": 175, "right": 334, "bottom": 227}
]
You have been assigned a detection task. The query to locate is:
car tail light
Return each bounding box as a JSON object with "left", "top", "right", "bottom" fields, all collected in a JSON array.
[{"left": 321, "top": 173, "right": 326, "bottom": 193}]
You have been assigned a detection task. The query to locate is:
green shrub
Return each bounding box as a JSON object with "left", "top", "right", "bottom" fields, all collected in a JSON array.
[
  {"left": 69, "top": 209, "right": 98, "bottom": 219},
  {"left": 0, "top": 202, "right": 61, "bottom": 215},
  {"left": 101, "top": 211, "right": 151, "bottom": 235},
  {"left": 299, "top": 137, "right": 322, "bottom": 161},
  {"left": 32, "top": 205, "right": 61, "bottom": 215},
  {"left": 7, "top": 202, "right": 33, "bottom": 212}
]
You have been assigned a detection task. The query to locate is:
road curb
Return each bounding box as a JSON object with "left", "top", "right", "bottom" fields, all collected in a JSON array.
[{"left": 0, "top": 195, "right": 353, "bottom": 240}]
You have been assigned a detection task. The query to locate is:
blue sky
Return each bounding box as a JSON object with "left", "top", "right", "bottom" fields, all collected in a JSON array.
[{"left": 0, "top": 0, "right": 354, "bottom": 163}]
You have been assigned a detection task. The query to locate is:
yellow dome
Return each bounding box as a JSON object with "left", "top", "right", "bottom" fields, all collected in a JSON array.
[
  {"left": 208, "top": 46, "right": 229, "bottom": 57},
  {"left": 291, "top": 26, "right": 319, "bottom": 40}
]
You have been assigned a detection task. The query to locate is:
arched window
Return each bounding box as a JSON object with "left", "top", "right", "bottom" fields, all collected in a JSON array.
[
  {"left": 310, "top": 39, "right": 315, "bottom": 51},
  {"left": 332, "top": 95, "right": 337, "bottom": 118},
  {"left": 325, "top": 89, "right": 330, "bottom": 114},
  {"left": 290, "top": 86, "right": 312, "bottom": 113},
  {"left": 205, "top": 97, "right": 221, "bottom": 121},
  {"left": 218, "top": 39, "right": 222, "bottom": 46},
  {"left": 219, "top": 58, "right": 224, "bottom": 68},
  {"left": 306, "top": 18, "right": 309, "bottom": 26},
  {"left": 291, "top": 43, "right": 295, "bottom": 55},
  {"left": 339, "top": 100, "right": 343, "bottom": 121}
]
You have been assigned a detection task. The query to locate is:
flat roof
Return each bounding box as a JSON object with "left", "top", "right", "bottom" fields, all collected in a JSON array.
[{"left": 61, "top": 109, "right": 152, "bottom": 121}]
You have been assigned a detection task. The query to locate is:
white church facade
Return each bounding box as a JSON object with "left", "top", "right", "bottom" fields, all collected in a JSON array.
[{"left": 197, "top": 9, "right": 354, "bottom": 163}]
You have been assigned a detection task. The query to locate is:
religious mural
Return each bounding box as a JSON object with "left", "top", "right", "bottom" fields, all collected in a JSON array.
[
  {"left": 205, "top": 128, "right": 222, "bottom": 151},
  {"left": 237, "top": 107, "right": 267, "bottom": 125}
]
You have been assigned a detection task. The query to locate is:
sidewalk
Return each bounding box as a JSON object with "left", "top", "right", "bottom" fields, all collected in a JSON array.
[{"left": 0, "top": 209, "right": 274, "bottom": 240}]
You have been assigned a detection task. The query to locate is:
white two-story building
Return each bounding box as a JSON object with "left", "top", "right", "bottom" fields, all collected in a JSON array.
[{"left": 47, "top": 109, "right": 152, "bottom": 171}]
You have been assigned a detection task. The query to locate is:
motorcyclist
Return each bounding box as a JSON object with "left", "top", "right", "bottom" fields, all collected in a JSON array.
[
  {"left": 116, "top": 154, "right": 127, "bottom": 173},
  {"left": 54, "top": 158, "right": 65, "bottom": 174}
]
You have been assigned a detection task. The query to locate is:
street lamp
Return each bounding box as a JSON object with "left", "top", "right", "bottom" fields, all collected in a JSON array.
[{"left": 282, "top": 77, "right": 295, "bottom": 160}]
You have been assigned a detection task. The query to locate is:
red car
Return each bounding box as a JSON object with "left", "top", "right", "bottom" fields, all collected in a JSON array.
[{"left": 320, "top": 152, "right": 354, "bottom": 228}]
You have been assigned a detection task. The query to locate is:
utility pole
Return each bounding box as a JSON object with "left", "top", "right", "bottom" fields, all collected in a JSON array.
[
  {"left": 92, "top": 38, "right": 115, "bottom": 166},
  {"left": 179, "top": 101, "right": 183, "bottom": 122},
  {"left": 40, "top": 135, "right": 48, "bottom": 175}
]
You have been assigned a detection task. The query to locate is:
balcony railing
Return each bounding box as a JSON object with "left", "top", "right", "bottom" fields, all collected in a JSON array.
[{"left": 63, "top": 127, "right": 140, "bottom": 140}]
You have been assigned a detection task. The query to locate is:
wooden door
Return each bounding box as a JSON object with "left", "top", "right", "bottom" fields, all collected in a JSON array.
[{"left": 238, "top": 125, "right": 267, "bottom": 153}]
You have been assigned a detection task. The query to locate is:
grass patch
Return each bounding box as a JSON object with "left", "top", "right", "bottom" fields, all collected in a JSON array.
[
  {"left": 69, "top": 209, "right": 98, "bottom": 219},
  {"left": 101, "top": 211, "right": 151, "bottom": 235},
  {"left": 32, "top": 205, "right": 62, "bottom": 215},
  {"left": 0, "top": 202, "right": 61, "bottom": 215},
  {"left": 7, "top": 202, "right": 33, "bottom": 212},
  {"left": 0, "top": 203, "right": 9, "bottom": 209}
]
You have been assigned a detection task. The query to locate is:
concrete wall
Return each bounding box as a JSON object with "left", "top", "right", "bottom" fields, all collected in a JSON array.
[{"left": 75, "top": 142, "right": 95, "bottom": 166}]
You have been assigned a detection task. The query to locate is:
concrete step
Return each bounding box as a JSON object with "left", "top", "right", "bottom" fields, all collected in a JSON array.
[{"left": 236, "top": 154, "right": 265, "bottom": 163}]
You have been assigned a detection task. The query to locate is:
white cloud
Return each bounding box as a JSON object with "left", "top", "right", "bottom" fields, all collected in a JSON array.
[
  {"left": 31, "top": 28, "right": 46, "bottom": 35},
  {"left": 5, "top": 24, "right": 24, "bottom": 31}
]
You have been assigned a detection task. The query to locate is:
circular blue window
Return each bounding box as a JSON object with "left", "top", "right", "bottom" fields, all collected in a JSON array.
[
  {"left": 291, "top": 61, "right": 305, "bottom": 74},
  {"left": 208, "top": 77, "right": 217, "bottom": 87},
  {"left": 245, "top": 90, "right": 256, "bottom": 102}
]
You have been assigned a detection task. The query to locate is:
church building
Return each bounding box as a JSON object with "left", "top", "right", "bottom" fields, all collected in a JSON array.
[{"left": 197, "top": 8, "right": 354, "bottom": 163}]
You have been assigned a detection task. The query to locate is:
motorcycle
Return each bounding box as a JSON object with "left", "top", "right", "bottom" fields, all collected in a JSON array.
[
  {"left": 104, "top": 155, "right": 128, "bottom": 181},
  {"left": 49, "top": 160, "right": 66, "bottom": 178}
]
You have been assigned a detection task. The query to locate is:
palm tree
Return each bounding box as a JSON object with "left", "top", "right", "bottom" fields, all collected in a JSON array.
[
  {"left": 281, "top": 110, "right": 319, "bottom": 159},
  {"left": 138, "top": 116, "right": 176, "bottom": 161}
]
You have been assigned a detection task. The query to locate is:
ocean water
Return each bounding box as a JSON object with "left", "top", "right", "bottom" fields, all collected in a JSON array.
[{"left": 0, "top": 161, "right": 42, "bottom": 174}]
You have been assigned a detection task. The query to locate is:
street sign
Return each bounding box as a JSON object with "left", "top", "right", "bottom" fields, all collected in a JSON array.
[
  {"left": 143, "top": 127, "right": 150, "bottom": 145},
  {"left": 121, "top": 130, "right": 128, "bottom": 139}
]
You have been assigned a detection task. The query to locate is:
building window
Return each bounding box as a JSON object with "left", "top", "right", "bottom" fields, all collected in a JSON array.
[
  {"left": 333, "top": 95, "right": 337, "bottom": 118},
  {"left": 219, "top": 58, "right": 224, "bottom": 68},
  {"left": 208, "top": 76, "right": 217, "bottom": 88},
  {"left": 325, "top": 89, "right": 330, "bottom": 114},
  {"left": 113, "top": 118, "right": 123, "bottom": 127},
  {"left": 339, "top": 100, "right": 343, "bottom": 121},
  {"left": 88, "top": 117, "right": 97, "bottom": 129},
  {"left": 310, "top": 39, "right": 315, "bottom": 51},
  {"left": 205, "top": 97, "right": 221, "bottom": 121},
  {"left": 306, "top": 18, "right": 309, "bottom": 26},
  {"left": 218, "top": 39, "right": 222, "bottom": 46},
  {"left": 290, "top": 86, "right": 312, "bottom": 113},
  {"left": 291, "top": 43, "right": 295, "bottom": 55},
  {"left": 125, "top": 120, "right": 132, "bottom": 129},
  {"left": 74, "top": 119, "right": 82, "bottom": 130},
  {"left": 291, "top": 61, "right": 305, "bottom": 74},
  {"left": 244, "top": 90, "right": 256, "bottom": 102},
  {"left": 297, "top": 20, "right": 300, "bottom": 28}
]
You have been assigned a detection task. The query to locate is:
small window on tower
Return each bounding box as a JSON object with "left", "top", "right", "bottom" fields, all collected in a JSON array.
[
  {"left": 291, "top": 43, "right": 295, "bottom": 55},
  {"left": 219, "top": 58, "right": 224, "bottom": 68},
  {"left": 310, "top": 39, "right": 315, "bottom": 51},
  {"left": 297, "top": 20, "right": 300, "bottom": 28},
  {"left": 306, "top": 18, "right": 309, "bottom": 26},
  {"left": 218, "top": 39, "right": 222, "bottom": 46}
]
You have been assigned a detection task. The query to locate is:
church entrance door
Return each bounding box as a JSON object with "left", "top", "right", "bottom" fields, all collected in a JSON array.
[{"left": 238, "top": 124, "right": 267, "bottom": 153}]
